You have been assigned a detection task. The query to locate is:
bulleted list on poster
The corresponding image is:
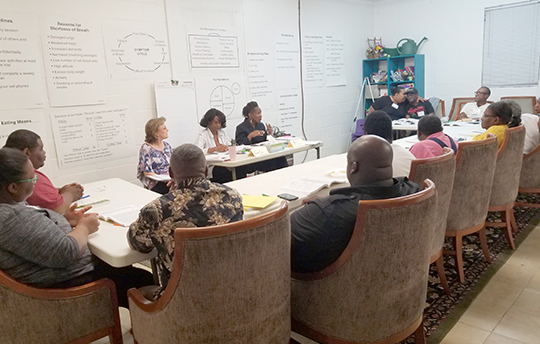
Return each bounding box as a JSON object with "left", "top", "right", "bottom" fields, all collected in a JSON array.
[
  {"left": 0, "top": 12, "right": 44, "bottom": 110},
  {"left": 50, "top": 108, "right": 134, "bottom": 168},
  {"left": 42, "top": 18, "right": 106, "bottom": 107}
]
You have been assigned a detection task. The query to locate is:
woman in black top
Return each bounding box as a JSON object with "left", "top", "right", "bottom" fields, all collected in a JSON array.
[
  {"left": 368, "top": 86, "right": 407, "bottom": 120},
  {"left": 235, "top": 101, "right": 274, "bottom": 144},
  {"left": 235, "top": 101, "right": 288, "bottom": 175}
]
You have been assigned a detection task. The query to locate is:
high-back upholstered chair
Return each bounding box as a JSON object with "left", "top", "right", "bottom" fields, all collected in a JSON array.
[
  {"left": 500, "top": 96, "right": 536, "bottom": 114},
  {"left": 435, "top": 99, "right": 446, "bottom": 118},
  {"left": 0, "top": 271, "right": 122, "bottom": 344},
  {"left": 445, "top": 136, "right": 498, "bottom": 283},
  {"left": 128, "top": 201, "right": 291, "bottom": 344},
  {"left": 486, "top": 126, "right": 526, "bottom": 249},
  {"left": 448, "top": 97, "right": 476, "bottom": 121},
  {"left": 409, "top": 148, "right": 456, "bottom": 294},
  {"left": 516, "top": 142, "right": 540, "bottom": 208},
  {"left": 291, "top": 180, "right": 437, "bottom": 344}
]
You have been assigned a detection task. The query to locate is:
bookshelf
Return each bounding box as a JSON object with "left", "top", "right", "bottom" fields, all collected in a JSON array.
[{"left": 362, "top": 54, "right": 425, "bottom": 111}]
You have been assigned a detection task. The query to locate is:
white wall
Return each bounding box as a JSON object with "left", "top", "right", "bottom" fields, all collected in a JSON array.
[
  {"left": 0, "top": 0, "right": 374, "bottom": 186},
  {"left": 372, "top": 0, "right": 540, "bottom": 108}
]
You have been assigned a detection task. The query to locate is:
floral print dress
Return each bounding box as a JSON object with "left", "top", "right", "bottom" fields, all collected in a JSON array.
[{"left": 137, "top": 142, "right": 172, "bottom": 190}]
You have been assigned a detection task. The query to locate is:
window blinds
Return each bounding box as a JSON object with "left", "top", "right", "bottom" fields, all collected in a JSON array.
[{"left": 482, "top": 1, "right": 540, "bottom": 87}]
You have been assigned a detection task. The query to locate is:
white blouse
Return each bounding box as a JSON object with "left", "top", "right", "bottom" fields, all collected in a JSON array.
[{"left": 195, "top": 128, "right": 232, "bottom": 154}]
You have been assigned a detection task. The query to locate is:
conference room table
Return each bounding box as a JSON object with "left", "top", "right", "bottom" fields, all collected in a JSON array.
[
  {"left": 210, "top": 141, "right": 323, "bottom": 180},
  {"left": 81, "top": 123, "right": 482, "bottom": 266},
  {"left": 226, "top": 153, "right": 348, "bottom": 217},
  {"left": 83, "top": 178, "right": 158, "bottom": 268},
  {"left": 228, "top": 121, "right": 485, "bottom": 218},
  {"left": 392, "top": 120, "right": 484, "bottom": 149}
]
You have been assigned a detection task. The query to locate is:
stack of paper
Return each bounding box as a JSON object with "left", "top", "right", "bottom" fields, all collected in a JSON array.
[{"left": 241, "top": 195, "right": 279, "bottom": 210}]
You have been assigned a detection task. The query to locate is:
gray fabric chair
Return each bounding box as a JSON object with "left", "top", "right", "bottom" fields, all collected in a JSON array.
[
  {"left": 291, "top": 180, "right": 437, "bottom": 344},
  {"left": 128, "top": 201, "right": 291, "bottom": 344},
  {"left": 429, "top": 97, "right": 446, "bottom": 118},
  {"left": 516, "top": 142, "right": 540, "bottom": 208},
  {"left": 409, "top": 148, "right": 456, "bottom": 295},
  {"left": 486, "top": 126, "right": 526, "bottom": 249},
  {"left": 445, "top": 136, "right": 498, "bottom": 283},
  {"left": 0, "top": 271, "right": 122, "bottom": 344}
]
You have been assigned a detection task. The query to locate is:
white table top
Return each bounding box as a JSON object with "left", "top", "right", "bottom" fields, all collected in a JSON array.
[
  {"left": 83, "top": 178, "right": 158, "bottom": 267},
  {"left": 393, "top": 121, "right": 485, "bottom": 150},
  {"left": 225, "top": 153, "right": 348, "bottom": 217},
  {"left": 210, "top": 142, "right": 323, "bottom": 168}
]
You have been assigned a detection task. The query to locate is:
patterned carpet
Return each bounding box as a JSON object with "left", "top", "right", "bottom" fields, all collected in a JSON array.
[{"left": 401, "top": 194, "right": 540, "bottom": 344}]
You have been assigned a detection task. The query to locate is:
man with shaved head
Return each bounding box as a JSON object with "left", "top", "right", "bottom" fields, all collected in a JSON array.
[
  {"left": 290, "top": 135, "right": 419, "bottom": 273},
  {"left": 128, "top": 144, "right": 243, "bottom": 295}
]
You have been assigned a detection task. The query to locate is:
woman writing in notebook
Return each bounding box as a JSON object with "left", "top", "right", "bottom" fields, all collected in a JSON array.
[
  {"left": 137, "top": 117, "right": 172, "bottom": 194},
  {"left": 235, "top": 101, "right": 288, "bottom": 174},
  {"left": 195, "top": 108, "right": 234, "bottom": 183},
  {"left": 0, "top": 148, "right": 154, "bottom": 308}
]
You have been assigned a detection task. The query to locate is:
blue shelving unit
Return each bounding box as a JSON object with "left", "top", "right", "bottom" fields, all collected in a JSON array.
[{"left": 362, "top": 54, "right": 425, "bottom": 111}]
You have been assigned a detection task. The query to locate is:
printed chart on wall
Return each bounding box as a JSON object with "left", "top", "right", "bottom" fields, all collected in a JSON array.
[
  {"left": 275, "top": 32, "right": 300, "bottom": 90},
  {"left": 0, "top": 112, "right": 46, "bottom": 146},
  {"left": 325, "top": 35, "right": 346, "bottom": 87},
  {"left": 41, "top": 17, "right": 106, "bottom": 107},
  {"left": 277, "top": 91, "right": 301, "bottom": 137},
  {"left": 50, "top": 107, "right": 134, "bottom": 168},
  {"left": 103, "top": 22, "right": 171, "bottom": 80},
  {"left": 187, "top": 26, "right": 240, "bottom": 69},
  {"left": 0, "top": 12, "right": 45, "bottom": 110},
  {"left": 245, "top": 29, "right": 276, "bottom": 111},
  {"left": 195, "top": 75, "right": 247, "bottom": 124},
  {"left": 302, "top": 34, "right": 325, "bottom": 88}
]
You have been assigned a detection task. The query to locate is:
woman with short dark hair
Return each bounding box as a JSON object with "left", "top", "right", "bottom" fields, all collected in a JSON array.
[
  {"left": 195, "top": 108, "right": 234, "bottom": 183},
  {"left": 368, "top": 86, "right": 407, "bottom": 120}
]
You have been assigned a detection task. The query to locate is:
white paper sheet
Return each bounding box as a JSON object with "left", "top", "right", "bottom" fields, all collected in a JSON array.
[
  {"left": 154, "top": 80, "right": 198, "bottom": 147},
  {"left": 0, "top": 12, "right": 45, "bottom": 110},
  {"left": 325, "top": 35, "right": 346, "bottom": 87},
  {"left": 41, "top": 17, "right": 106, "bottom": 106},
  {"left": 50, "top": 107, "right": 134, "bottom": 168},
  {"left": 0, "top": 112, "right": 47, "bottom": 146},
  {"left": 103, "top": 21, "right": 171, "bottom": 80},
  {"left": 302, "top": 34, "right": 325, "bottom": 87}
]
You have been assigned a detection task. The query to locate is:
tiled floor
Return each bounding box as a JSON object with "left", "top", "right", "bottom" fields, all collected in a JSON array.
[
  {"left": 93, "top": 224, "right": 540, "bottom": 344},
  {"left": 440, "top": 223, "right": 540, "bottom": 344}
]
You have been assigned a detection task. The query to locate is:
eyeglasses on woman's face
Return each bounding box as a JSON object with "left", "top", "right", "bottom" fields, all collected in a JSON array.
[{"left": 16, "top": 174, "right": 39, "bottom": 184}]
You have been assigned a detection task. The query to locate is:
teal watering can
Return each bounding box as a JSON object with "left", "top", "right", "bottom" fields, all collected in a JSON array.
[{"left": 396, "top": 37, "right": 428, "bottom": 55}]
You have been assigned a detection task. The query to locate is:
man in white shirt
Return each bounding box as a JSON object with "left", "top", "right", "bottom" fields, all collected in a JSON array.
[
  {"left": 459, "top": 86, "right": 491, "bottom": 120},
  {"left": 363, "top": 110, "right": 415, "bottom": 177}
]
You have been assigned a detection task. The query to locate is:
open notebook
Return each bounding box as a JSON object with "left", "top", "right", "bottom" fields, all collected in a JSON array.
[
  {"left": 281, "top": 177, "right": 347, "bottom": 196},
  {"left": 98, "top": 205, "right": 140, "bottom": 227}
]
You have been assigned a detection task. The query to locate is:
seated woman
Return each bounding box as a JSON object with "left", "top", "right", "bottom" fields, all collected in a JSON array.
[
  {"left": 368, "top": 86, "right": 407, "bottom": 120},
  {"left": 0, "top": 148, "right": 154, "bottom": 308},
  {"left": 235, "top": 101, "right": 288, "bottom": 174},
  {"left": 195, "top": 108, "right": 234, "bottom": 183},
  {"left": 137, "top": 117, "right": 172, "bottom": 194},
  {"left": 473, "top": 101, "right": 522, "bottom": 148}
]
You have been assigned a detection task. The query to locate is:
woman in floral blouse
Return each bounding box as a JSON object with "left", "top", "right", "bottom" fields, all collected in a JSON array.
[{"left": 137, "top": 117, "right": 172, "bottom": 194}]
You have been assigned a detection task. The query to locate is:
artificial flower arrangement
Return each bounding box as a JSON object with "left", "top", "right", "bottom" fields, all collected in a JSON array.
[{"left": 366, "top": 43, "right": 389, "bottom": 59}]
